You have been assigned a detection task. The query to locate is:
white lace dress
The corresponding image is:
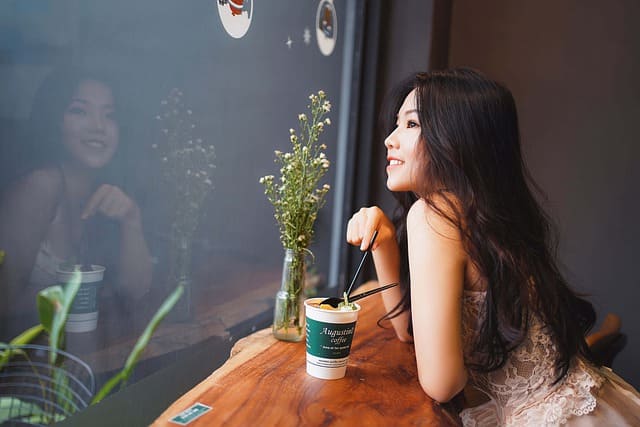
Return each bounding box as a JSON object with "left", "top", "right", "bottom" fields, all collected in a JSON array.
[{"left": 460, "top": 290, "right": 640, "bottom": 426}]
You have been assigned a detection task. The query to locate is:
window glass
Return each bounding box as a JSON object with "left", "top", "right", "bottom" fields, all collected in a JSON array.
[{"left": 0, "top": 0, "right": 353, "bottom": 410}]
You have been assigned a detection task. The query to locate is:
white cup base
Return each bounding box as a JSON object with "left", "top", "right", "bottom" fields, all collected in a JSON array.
[{"left": 306, "top": 359, "right": 348, "bottom": 380}]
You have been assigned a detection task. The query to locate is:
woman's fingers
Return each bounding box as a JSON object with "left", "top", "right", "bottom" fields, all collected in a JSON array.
[
  {"left": 346, "top": 207, "right": 386, "bottom": 251},
  {"left": 81, "top": 185, "right": 112, "bottom": 219},
  {"left": 82, "top": 185, "right": 138, "bottom": 222}
]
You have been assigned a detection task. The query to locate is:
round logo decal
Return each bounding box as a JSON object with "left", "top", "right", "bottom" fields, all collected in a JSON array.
[
  {"left": 316, "top": 0, "right": 337, "bottom": 56},
  {"left": 217, "top": 0, "right": 253, "bottom": 39}
]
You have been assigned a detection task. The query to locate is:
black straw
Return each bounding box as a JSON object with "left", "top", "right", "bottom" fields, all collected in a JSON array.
[
  {"left": 349, "top": 282, "right": 399, "bottom": 303},
  {"left": 344, "top": 229, "right": 378, "bottom": 297}
]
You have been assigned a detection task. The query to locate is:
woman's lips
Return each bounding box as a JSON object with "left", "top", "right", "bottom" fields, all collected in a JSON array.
[{"left": 83, "top": 140, "right": 107, "bottom": 149}]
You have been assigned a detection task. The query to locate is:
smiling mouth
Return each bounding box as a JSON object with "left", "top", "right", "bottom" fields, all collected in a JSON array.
[
  {"left": 83, "top": 140, "right": 107, "bottom": 149},
  {"left": 388, "top": 159, "right": 404, "bottom": 166}
]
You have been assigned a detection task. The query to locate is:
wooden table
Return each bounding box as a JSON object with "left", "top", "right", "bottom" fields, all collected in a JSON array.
[{"left": 152, "top": 284, "right": 462, "bottom": 426}]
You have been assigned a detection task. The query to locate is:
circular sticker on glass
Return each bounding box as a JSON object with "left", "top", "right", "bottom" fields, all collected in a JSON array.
[
  {"left": 217, "top": 0, "right": 253, "bottom": 39},
  {"left": 316, "top": 0, "right": 337, "bottom": 56}
]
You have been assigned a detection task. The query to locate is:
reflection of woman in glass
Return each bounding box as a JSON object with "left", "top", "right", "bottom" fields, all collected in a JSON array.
[{"left": 0, "top": 66, "right": 152, "bottom": 323}]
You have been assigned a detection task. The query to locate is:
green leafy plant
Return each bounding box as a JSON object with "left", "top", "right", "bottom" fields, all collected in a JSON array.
[
  {"left": 259, "top": 90, "right": 332, "bottom": 253},
  {"left": 0, "top": 266, "right": 184, "bottom": 425}
]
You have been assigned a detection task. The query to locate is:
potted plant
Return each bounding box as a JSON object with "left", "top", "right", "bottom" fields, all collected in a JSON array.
[{"left": 0, "top": 264, "right": 184, "bottom": 425}]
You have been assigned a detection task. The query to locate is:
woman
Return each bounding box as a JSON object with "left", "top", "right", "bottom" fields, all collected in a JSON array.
[
  {"left": 347, "top": 68, "right": 640, "bottom": 425},
  {"left": 0, "top": 66, "right": 152, "bottom": 330}
]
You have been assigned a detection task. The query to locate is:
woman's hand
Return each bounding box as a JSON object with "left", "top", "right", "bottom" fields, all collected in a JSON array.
[
  {"left": 346, "top": 206, "right": 396, "bottom": 252},
  {"left": 347, "top": 206, "right": 410, "bottom": 342},
  {"left": 81, "top": 184, "right": 141, "bottom": 226}
]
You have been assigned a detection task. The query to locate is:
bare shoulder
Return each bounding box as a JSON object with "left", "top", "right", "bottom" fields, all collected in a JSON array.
[
  {"left": 407, "top": 195, "right": 461, "bottom": 242},
  {"left": 2, "top": 167, "right": 63, "bottom": 210}
]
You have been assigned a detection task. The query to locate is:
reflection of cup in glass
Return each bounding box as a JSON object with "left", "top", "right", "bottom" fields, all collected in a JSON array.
[
  {"left": 304, "top": 298, "right": 361, "bottom": 380},
  {"left": 56, "top": 265, "right": 106, "bottom": 333}
]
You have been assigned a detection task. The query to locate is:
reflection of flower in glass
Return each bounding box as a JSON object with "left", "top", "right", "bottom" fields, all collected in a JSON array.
[
  {"left": 153, "top": 88, "right": 216, "bottom": 243},
  {"left": 259, "top": 90, "right": 332, "bottom": 252}
]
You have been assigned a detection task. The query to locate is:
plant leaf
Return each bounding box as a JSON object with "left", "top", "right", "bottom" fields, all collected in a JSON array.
[
  {"left": 37, "top": 286, "right": 64, "bottom": 333},
  {"left": 43, "top": 270, "right": 82, "bottom": 364},
  {"left": 90, "top": 371, "right": 126, "bottom": 405},
  {"left": 91, "top": 285, "right": 184, "bottom": 404},
  {"left": 0, "top": 325, "right": 45, "bottom": 370},
  {"left": 53, "top": 367, "right": 75, "bottom": 415},
  {"left": 0, "top": 397, "right": 44, "bottom": 423}
]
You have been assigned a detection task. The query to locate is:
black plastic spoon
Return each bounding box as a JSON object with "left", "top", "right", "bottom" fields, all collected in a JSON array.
[{"left": 318, "top": 282, "right": 399, "bottom": 308}]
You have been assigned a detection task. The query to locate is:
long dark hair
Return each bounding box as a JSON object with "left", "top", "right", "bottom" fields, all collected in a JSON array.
[{"left": 381, "top": 68, "right": 596, "bottom": 381}]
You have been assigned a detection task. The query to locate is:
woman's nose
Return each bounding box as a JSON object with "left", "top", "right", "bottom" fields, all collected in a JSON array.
[
  {"left": 384, "top": 131, "right": 397, "bottom": 149},
  {"left": 90, "top": 112, "right": 107, "bottom": 133}
]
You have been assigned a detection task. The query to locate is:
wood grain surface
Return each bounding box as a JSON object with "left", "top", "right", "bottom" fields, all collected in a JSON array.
[{"left": 152, "top": 283, "right": 461, "bottom": 426}]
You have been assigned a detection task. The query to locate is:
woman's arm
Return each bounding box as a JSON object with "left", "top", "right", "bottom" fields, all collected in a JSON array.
[
  {"left": 82, "top": 184, "right": 152, "bottom": 299},
  {"left": 0, "top": 169, "right": 63, "bottom": 314},
  {"left": 346, "top": 206, "right": 411, "bottom": 342},
  {"left": 407, "top": 198, "right": 467, "bottom": 403}
]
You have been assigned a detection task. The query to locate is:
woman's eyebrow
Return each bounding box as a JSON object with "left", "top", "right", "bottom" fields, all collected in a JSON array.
[
  {"left": 399, "top": 108, "right": 418, "bottom": 118},
  {"left": 69, "top": 98, "right": 114, "bottom": 109}
]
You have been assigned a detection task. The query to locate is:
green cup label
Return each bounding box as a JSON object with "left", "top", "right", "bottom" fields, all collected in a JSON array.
[{"left": 306, "top": 317, "right": 356, "bottom": 359}]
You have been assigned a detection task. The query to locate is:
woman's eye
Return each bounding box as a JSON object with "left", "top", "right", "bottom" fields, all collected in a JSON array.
[{"left": 407, "top": 120, "right": 419, "bottom": 128}]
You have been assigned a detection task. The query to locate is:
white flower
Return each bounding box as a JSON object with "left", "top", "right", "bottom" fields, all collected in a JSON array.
[
  {"left": 298, "top": 113, "right": 307, "bottom": 121},
  {"left": 318, "top": 90, "right": 325, "bottom": 97},
  {"left": 324, "top": 118, "right": 331, "bottom": 125}
]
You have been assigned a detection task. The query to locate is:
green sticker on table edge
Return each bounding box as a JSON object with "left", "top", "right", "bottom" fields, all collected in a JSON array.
[{"left": 169, "top": 402, "right": 212, "bottom": 425}]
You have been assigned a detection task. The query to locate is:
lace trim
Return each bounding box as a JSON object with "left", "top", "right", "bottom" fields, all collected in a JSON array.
[
  {"left": 512, "top": 359, "right": 604, "bottom": 426},
  {"left": 461, "top": 362, "right": 604, "bottom": 426}
]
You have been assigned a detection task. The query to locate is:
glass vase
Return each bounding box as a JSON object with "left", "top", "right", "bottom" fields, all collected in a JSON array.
[{"left": 273, "top": 248, "right": 305, "bottom": 342}]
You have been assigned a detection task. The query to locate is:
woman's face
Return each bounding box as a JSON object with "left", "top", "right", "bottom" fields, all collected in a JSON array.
[
  {"left": 384, "top": 89, "right": 422, "bottom": 192},
  {"left": 61, "top": 79, "right": 119, "bottom": 169}
]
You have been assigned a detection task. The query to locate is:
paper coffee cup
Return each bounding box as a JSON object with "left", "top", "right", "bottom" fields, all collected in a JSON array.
[
  {"left": 56, "top": 265, "right": 105, "bottom": 333},
  {"left": 304, "top": 298, "right": 361, "bottom": 380}
]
